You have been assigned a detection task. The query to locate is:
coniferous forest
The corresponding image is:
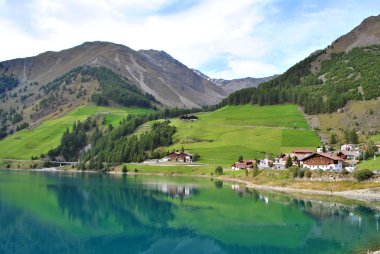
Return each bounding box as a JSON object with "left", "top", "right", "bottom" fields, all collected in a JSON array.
[{"left": 221, "top": 45, "right": 380, "bottom": 114}]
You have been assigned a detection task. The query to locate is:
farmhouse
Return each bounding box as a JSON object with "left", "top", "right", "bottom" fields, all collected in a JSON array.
[
  {"left": 336, "top": 150, "right": 360, "bottom": 160},
  {"left": 300, "top": 153, "right": 343, "bottom": 171},
  {"left": 165, "top": 152, "right": 193, "bottom": 163},
  {"left": 257, "top": 158, "right": 273, "bottom": 169},
  {"left": 273, "top": 154, "right": 288, "bottom": 169},
  {"left": 231, "top": 160, "right": 256, "bottom": 170},
  {"left": 179, "top": 115, "right": 198, "bottom": 121},
  {"left": 376, "top": 144, "right": 380, "bottom": 154},
  {"left": 293, "top": 149, "right": 314, "bottom": 155},
  {"left": 341, "top": 144, "right": 356, "bottom": 151}
]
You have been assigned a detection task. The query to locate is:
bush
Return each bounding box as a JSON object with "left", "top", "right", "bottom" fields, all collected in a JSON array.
[
  {"left": 193, "top": 153, "right": 200, "bottom": 162},
  {"left": 353, "top": 169, "right": 374, "bottom": 182},
  {"left": 339, "top": 168, "right": 349, "bottom": 176},
  {"left": 305, "top": 170, "right": 312, "bottom": 178},
  {"left": 214, "top": 166, "right": 223, "bottom": 175},
  {"left": 122, "top": 165, "right": 128, "bottom": 173},
  {"left": 289, "top": 168, "right": 300, "bottom": 178}
]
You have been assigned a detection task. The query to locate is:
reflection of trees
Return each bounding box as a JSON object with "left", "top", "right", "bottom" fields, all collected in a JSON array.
[
  {"left": 47, "top": 175, "right": 175, "bottom": 228},
  {"left": 0, "top": 202, "right": 84, "bottom": 254},
  {"left": 213, "top": 180, "right": 223, "bottom": 189}
]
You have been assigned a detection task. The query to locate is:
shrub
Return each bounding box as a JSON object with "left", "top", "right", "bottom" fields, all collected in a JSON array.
[
  {"left": 193, "top": 153, "right": 200, "bottom": 162},
  {"left": 353, "top": 169, "right": 374, "bottom": 182},
  {"left": 214, "top": 166, "right": 223, "bottom": 175},
  {"left": 298, "top": 169, "right": 305, "bottom": 178},
  {"left": 122, "top": 165, "right": 128, "bottom": 173},
  {"left": 305, "top": 170, "right": 312, "bottom": 178},
  {"left": 134, "top": 168, "right": 138, "bottom": 173},
  {"left": 339, "top": 168, "right": 349, "bottom": 176},
  {"left": 289, "top": 168, "right": 301, "bottom": 178}
]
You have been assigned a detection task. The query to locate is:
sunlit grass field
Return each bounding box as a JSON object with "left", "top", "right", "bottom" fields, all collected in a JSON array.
[
  {"left": 0, "top": 105, "right": 154, "bottom": 159},
  {"left": 167, "top": 104, "right": 321, "bottom": 165}
]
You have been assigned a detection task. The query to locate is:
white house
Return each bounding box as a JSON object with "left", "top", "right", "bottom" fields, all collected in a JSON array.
[
  {"left": 341, "top": 144, "right": 356, "bottom": 151},
  {"left": 300, "top": 153, "right": 344, "bottom": 172}
]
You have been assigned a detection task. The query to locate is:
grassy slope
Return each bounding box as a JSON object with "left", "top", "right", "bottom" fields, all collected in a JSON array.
[
  {"left": 0, "top": 105, "right": 154, "bottom": 159},
  {"left": 168, "top": 104, "right": 321, "bottom": 165},
  {"left": 357, "top": 154, "right": 380, "bottom": 170}
]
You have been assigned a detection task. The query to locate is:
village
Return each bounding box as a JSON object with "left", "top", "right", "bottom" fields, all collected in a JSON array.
[
  {"left": 231, "top": 144, "right": 380, "bottom": 172},
  {"left": 143, "top": 143, "right": 380, "bottom": 174}
]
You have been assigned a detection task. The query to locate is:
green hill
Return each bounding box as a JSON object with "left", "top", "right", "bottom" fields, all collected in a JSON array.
[
  {"left": 223, "top": 45, "right": 380, "bottom": 114},
  {"left": 0, "top": 105, "right": 154, "bottom": 159},
  {"left": 167, "top": 104, "right": 321, "bottom": 165}
]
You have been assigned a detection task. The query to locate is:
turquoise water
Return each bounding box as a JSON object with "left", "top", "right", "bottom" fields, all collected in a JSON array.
[{"left": 0, "top": 170, "right": 379, "bottom": 254}]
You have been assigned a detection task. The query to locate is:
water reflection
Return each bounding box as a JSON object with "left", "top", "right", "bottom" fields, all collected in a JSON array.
[{"left": 0, "top": 171, "right": 379, "bottom": 254}]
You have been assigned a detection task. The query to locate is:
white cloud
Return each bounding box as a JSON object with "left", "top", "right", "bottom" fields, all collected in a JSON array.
[{"left": 1, "top": 0, "right": 380, "bottom": 79}]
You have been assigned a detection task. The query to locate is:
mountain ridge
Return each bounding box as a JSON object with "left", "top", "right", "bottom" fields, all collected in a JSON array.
[
  {"left": 0, "top": 41, "right": 226, "bottom": 108},
  {"left": 191, "top": 69, "right": 277, "bottom": 93}
]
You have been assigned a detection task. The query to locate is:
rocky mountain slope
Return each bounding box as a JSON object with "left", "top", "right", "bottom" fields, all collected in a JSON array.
[
  {"left": 310, "top": 15, "right": 380, "bottom": 72},
  {"left": 192, "top": 69, "right": 277, "bottom": 93},
  {"left": 0, "top": 41, "right": 226, "bottom": 108}
]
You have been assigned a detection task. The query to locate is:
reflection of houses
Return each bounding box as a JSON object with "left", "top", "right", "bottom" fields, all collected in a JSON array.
[
  {"left": 147, "top": 182, "right": 197, "bottom": 198},
  {"left": 300, "top": 153, "right": 343, "bottom": 171},
  {"left": 162, "top": 152, "right": 193, "bottom": 163},
  {"left": 231, "top": 160, "right": 256, "bottom": 170}
]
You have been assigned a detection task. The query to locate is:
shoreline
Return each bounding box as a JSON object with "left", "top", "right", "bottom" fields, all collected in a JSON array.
[
  {"left": 218, "top": 176, "right": 380, "bottom": 203},
  {"left": 3, "top": 167, "right": 380, "bottom": 203}
]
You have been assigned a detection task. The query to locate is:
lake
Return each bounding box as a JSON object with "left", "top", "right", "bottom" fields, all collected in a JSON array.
[{"left": 0, "top": 170, "right": 379, "bottom": 254}]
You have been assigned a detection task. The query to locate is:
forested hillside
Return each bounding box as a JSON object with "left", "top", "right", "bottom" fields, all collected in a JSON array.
[
  {"left": 222, "top": 45, "right": 380, "bottom": 114},
  {"left": 0, "top": 65, "right": 157, "bottom": 140}
]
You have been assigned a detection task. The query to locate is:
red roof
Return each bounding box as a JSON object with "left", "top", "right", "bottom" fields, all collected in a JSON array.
[
  {"left": 232, "top": 163, "right": 247, "bottom": 169},
  {"left": 240, "top": 160, "right": 257, "bottom": 164},
  {"left": 293, "top": 149, "right": 314, "bottom": 154},
  {"left": 300, "top": 152, "right": 344, "bottom": 161}
]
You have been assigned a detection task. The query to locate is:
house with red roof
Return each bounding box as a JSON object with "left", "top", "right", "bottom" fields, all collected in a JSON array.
[
  {"left": 231, "top": 160, "right": 256, "bottom": 171},
  {"left": 300, "top": 153, "right": 344, "bottom": 172},
  {"left": 166, "top": 152, "right": 193, "bottom": 163}
]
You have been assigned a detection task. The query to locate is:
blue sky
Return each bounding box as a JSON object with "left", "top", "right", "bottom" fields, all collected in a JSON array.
[{"left": 0, "top": 0, "right": 380, "bottom": 79}]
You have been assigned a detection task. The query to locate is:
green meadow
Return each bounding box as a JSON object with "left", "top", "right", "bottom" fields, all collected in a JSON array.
[
  {"left": 357, "top": 154, "right": 380, "bottom": 170},
  {"left": 0, "top": 105, "right": 154, "bottom": 159},
  {"left": 168, "top": 104, "right": 321, "bottom": 165}
]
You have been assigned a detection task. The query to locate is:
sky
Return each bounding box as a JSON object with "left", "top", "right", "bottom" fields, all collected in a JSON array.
[{"left": 0, "top": 0, "right": 380, "bottom": 79}]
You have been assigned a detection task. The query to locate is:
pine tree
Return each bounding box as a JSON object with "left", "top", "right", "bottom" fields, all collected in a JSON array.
[{"left": 285, "top": 156, "right": 293, "bottom": 168}]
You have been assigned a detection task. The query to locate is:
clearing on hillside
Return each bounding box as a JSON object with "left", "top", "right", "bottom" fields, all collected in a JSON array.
[
  {"left": 0, "top": 105, "right": 154, "bottom": 160},
  {"left": 168, "top": 104, "right": 320, "bottom": 165}
]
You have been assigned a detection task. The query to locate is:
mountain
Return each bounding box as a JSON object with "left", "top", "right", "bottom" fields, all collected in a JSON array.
[
  {"left": 0, "top": 41, "right": 226, "bottom": 109},
  {"left": 222, "top": 15, "right": 380, "bottom": 115},
  {"left": 191, "top": 69, "right": 277, "bottom": 93},
  {"left": 310, "top": 15, "right": 380, "bottom": 73}
]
